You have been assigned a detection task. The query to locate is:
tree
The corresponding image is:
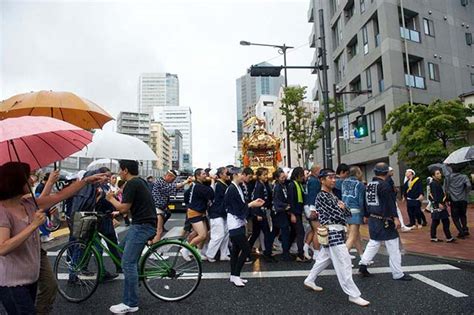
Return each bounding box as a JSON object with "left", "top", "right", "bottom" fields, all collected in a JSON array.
[
  {"left": 280, "top": 86, "right": 324, "bottom": 167},
  {"left": 382, "top": 99, "right": 474, "bottom": 177}
]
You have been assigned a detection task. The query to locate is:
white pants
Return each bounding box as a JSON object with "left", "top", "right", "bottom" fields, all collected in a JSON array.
[
  {"left": 206, "top": 217, "right": 230, "bottom": 259},
  {"left": 396, "top": 205, "right": 407, "bottom": 228},
  {"left": 305, "top": 244, "right": 361, "bottom": 298},
  {"left": 359, "top": 238, "right": 404, "bottom": 279}
]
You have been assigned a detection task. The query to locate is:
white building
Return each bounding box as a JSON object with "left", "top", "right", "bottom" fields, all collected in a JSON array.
[
  {"left": 153, "top": 106, "right": 192, "bottom": 170},
  {"left": 117, "top": 111, "right": 151, "bottom": 144},
  {"left": 138, "top": 73, "right": 179, "bottom": 118}
]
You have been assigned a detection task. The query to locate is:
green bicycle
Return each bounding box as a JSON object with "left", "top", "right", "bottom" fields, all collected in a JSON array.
[{"left": 53, "top": 212, "right": 202, "bottom": 303}]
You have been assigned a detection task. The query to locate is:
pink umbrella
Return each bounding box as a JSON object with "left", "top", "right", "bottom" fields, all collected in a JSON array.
[{"left": 0, "top": 116, "right": 92, "bottom": 170}]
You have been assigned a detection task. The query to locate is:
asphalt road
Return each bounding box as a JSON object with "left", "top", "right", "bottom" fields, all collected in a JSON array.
[{"left": 38, "top": 214, "right": 474, "bottom": 314}]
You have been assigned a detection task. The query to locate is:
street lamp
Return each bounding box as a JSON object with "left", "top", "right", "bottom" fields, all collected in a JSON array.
[{"left": 240, "top": 40, "right": 294, "bottom": 167}]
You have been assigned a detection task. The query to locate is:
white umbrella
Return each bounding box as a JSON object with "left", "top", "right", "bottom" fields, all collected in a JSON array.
[
  {"left": 73, "top": 130, "right": 158, "bottom": 161},
  {"left": 86, "top": 158, "right": 120, "bottom": 173},
  {"left": 443, "top": 146, "right": 474, "bottom": 164}
]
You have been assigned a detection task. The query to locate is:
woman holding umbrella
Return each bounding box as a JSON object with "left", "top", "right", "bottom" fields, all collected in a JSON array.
[{"left": 0, "top": 162, "right": 106, "bottom": 314}]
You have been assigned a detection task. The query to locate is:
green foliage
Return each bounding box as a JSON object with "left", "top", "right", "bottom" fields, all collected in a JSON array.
[
  {"left": 382, "top": 99, "right": 474, "bottom": 176},
  {"left": 280, "top": 86, "right": 323, "bottom": 166}
]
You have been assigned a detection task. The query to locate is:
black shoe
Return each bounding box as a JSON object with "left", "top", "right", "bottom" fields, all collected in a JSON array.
[
  {"left": 102, "top": 271, "right": 118, "bottom": 282},
  {"left": 457, "top": 233, "right": 466, "bottom": 239},
  {"left": 359, "top": 265, "right": 373, "bottom": 277},
  {"left": 244, "top": 257, "right": 254, "bottom": 265},
  {"left": 464, "top": 231, "right": 470, "bottom": 237},
  {"left": 116, "top": 267, "right": 123, "bottom": 274},
  {"left": 395, "top": 274, "right": 413, "bottom": 281}
]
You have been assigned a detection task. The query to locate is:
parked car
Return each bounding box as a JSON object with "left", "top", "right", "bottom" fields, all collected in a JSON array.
[{"left": 168, "top": 175, "right": 192, "bottom": 213}]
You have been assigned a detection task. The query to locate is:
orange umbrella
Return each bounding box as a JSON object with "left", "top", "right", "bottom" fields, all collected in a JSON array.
[{"left": 0, "top": 90, "right": 113, "bottom": 130}]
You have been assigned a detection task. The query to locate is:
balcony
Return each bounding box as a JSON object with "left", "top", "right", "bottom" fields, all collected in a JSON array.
[
  {"left": 400, "top": 27, "right": 420, "bottom": 43},
  {"left": 309, "top": 30, "right": 316, "bottom": 48},
  {"left": 405, "top": 74, "right": 425, "bottom": 89},
  {"left": 307, "top": 1, "right": 314, "bottom": 22}
]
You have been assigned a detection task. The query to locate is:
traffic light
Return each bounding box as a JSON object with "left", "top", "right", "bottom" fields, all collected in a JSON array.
[
  {"left": 249, "top": 65, "right": 283, "bottom": 77},
  {"left": 354, "top": 115, "right": 368, "bottom": 138}
]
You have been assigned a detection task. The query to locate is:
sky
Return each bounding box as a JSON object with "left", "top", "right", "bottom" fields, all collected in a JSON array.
[{"left": 0, "top": 0, "right": 315, "bottom": 169}]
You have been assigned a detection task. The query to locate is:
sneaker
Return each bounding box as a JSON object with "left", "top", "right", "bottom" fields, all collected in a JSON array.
[
  {"left": 446, "top": 238, "right": 456, "bottom": 243},
  {"left": 206, "top": 256, "right": 216, "bottom": 262},
  {"left": 395, "top": 274, "right": 413, "bottom": 281},
  {"left": 349, "top": 255, "right": 357, "bottom": 260},
  {"left": 230, "top": 276, "right": 245, "bottom": 287},
  {"left": 229, "top": 276, "right": 248, "bottom": 284},
  {"left": 109, "top": 303, "right": 139, "bottom": 314},
  {"left": 296, "top": 255, "right": 310, "bottom": 263},
  {"left": 201, "top": 255, "right": 208, "bottom": 261},
  {"left": 180, "top": 248, "right": 192, "bottom": 261},
  {"left": 401, "top": 226, "right": 413, "bottom": 232},
  {"left": 219, "top": 256, "right": 231, "bottom": 261},
  {"left": 430, "top": 238, "right": 441, "bottom": 242},
  {"left": 359, "top": 265, "right": 373, "bottom": 277},
  {"left": 244, "top": 257, "right": 253, "bottom": 264},
  {"left": 348, "top": 296, "right": 370, "bottom": 307},
  {"left": 304, "top": 280, "right": 323, "bottom": 292}
]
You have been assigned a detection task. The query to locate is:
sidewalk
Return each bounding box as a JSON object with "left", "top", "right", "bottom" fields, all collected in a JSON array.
[{"left": 360, "top": 203, "right": 474, "bottom": 262}]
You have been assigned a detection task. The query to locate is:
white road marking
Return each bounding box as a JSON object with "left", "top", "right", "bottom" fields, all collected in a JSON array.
[
  {"left": 411, "top": 274, "right": 468, "bottom": 298},
  {"left": 55, "top": 264, "right": 460, "bottom": 281}
]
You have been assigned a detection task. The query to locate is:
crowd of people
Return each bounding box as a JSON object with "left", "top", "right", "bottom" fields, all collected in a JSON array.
[{"left": 0, "top": 158, "right": 471, "bottom": 313}]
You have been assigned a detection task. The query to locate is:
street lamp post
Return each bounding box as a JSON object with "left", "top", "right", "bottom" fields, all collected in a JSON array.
[{"left": 240, "top": 40, "right": 294, "bottom": 168}]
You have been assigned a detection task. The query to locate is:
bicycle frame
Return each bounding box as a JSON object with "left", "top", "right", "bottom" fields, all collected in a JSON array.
[{"left": 80, "top": 229, "right": 201, "bottom": 279}]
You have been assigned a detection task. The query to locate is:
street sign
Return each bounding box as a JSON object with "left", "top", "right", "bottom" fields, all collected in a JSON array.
[{"left": 342, "top": 115, "right": 349, "bottom": 140}]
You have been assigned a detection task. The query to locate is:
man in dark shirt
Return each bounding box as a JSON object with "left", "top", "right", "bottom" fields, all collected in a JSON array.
[
  {"left": 106, "top": 160, "right": 157, "bottom": 314},
  {"left": 359, "top": 162, "right": 411, "bottom": 281},
  {"left": 402, "top": 169, "right": 427, "bottom": 227}
]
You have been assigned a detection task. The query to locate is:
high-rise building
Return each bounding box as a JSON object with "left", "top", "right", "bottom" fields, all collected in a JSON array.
[
  {"left": 117, "top": 111, "right": 151, "bottom": 144},
  {"left": 153, "top": 106, "right": 193, "bottom": 170},
  {"left": 308, "top": 0, "right": 474, "bottom": 185},
  {"left": 138, "top": 73, "right": 179, "bottom": 117},
  {"left": 236, "top": 62, "right": 285, "bottom": 150},
  {"left": 149, "top": 122, "right": 173, "bottom": 171},
  {"left": 170, "top": 129, "right": 184, "bottom": 170}
]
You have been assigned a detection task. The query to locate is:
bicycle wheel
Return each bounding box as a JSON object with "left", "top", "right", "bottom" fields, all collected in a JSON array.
[
  {"left": 141, "top": 240, "right": 202, "bottom": 302},
  {"left": 54, "top": 240, "right": 101, "bottom": 303}
]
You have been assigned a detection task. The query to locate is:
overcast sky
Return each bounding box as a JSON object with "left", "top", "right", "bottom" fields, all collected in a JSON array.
[{"left": 0, "top": 0, "right": 315, "bottom": 169}]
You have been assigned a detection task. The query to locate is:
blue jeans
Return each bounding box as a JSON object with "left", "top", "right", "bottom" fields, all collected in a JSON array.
[
  {"left": 121, "top": 224, "right": 156, "bottom": 307},
  {"left": 0, "top": 282, "right": 37, "bottom": 314}
]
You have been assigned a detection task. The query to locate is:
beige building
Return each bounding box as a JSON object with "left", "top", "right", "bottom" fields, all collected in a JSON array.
[{"left": 150, "top": 122, "right": 173, "bottom": 171}]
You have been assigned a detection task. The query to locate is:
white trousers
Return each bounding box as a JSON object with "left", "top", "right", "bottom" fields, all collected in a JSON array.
[
  {"left": 206, "top": 217, "right": 230, "bottom": 259},
  {"left": 396, "top": 204, "right": 407, "bottom": 227},
  {"left": 305, "top": 244, "right": 361, "bottom": 298},
  {"left": 359, "top": 238, "right": 404, "bottom": 279}
]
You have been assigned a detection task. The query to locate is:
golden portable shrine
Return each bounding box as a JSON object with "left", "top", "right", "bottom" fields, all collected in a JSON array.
[{"left": 241, "top": 117, "right": 282, "bottom": 174}]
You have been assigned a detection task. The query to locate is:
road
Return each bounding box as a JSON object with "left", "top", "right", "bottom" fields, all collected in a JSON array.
[{"left": 44, "top": 214, "right": 474, "bottom": 314}]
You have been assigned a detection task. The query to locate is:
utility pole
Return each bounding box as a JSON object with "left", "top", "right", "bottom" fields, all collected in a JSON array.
[
  {"left": 282, "top": 45, "right": 292, "bottom": 168},
  {"left": 319, "top": 9, "right": 332, "bottom": 169},
  {"left": 333, "top": 83, "right": 341, "bottom": 165}
]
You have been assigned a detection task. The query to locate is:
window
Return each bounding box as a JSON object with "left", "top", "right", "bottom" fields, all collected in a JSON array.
[
  {"left": 360, "top": 0, "right": 366, "bottom": 13},
  {"left": 369, "top": 113, "right": 376, "bottom": 143},
  {"left": 347, "top": 35, "right": 358, "bottom": 60},
  {"left": 362, "top": 25, "right": 369, "bottom": 54},
  {"left": 428, "top": 62, "right": 440, "bottom": 81},
  {"left": 466, "top": 33, "right": 473, "bottom": 45},
  {"left": 380, "top": 107, "right": 387, "bottom": 140},
  {"left": 374, "top": 17, "right": 380, "bottom": 47},
  {"left": 461, "top": 0, "right": 468, "bottom": 6},
  {"left": 423, "top": 18, "right": 435, "bottom": 36},
  {"left": 365, "top": 68, "right": 372, "bottom": 92},
  {"left": 471, "top": 73, "right": 474, "bottom": 86}
]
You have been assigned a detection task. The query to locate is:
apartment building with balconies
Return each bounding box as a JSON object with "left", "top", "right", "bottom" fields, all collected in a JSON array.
[{"left": 308, "top": 0, "right": 474, "bottom": 185}]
